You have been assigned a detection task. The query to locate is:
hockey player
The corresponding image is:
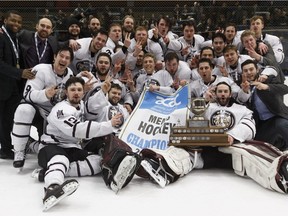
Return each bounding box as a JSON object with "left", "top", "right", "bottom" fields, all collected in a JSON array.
[
  {"left": 237, "top": 15, "right": 284, "bottom": 64},
  {"left": 240, "top": 30, "right": 285, "bottom": 83},
  {"left": 85, "top": 52, "right": 133, "bottom": 111},
  {"left": 148, "top": 52, "right": 192, "bottom": 94},
  {"left": 85, "top": 75, "right": 130, "bottom": 136},
  {"left": 39, "top": 76, "right": 124, "bottom": 211},
  {"left": 168, "top": 21, "right": 205, "bottom": 63},
  {"left": 12, "top": 46, "right": 74, "bottom": 169},
  {"left": 189, "top": 58, "right": 250, "bottom": 103},
  {"left": 140, "top": 81, "right": 288, "bottom": 194},
  {"left": 214, "top": 44, "right": 253, "bottom": 86},
  {"left": 84, "top": 74, "right": 141, "bottom": 192},
  {"left": 125, "top": 25, "right": 164, "bottom": 71},
  {"left": 69, "top": 28, "right": 127, "bottom": 75},
  {"left": 138, "top": 81, "right": 255, "bottom": 187},
  {"left": 127, "top": 52, "right": 156, "bottom": 104}
]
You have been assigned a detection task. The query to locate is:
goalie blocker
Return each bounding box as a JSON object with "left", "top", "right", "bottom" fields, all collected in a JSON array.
[{"left": 219, "top": 140, "right": 288, "bottom": 193}]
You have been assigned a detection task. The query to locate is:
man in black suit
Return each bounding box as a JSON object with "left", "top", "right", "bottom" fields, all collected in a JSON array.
[
  {"left": 18, "top": 17, "right": 59, "bottom": 68},
  {"left": 241, "top": 59, "right": 288, "bottom": 151},
  {"left": 0, "top": 10, "right": 35, "bottom": 159}
]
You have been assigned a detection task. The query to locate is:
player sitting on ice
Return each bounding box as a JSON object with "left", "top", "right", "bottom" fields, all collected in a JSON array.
[{"left": 137, "top": 82, "right": 288, "bottom": 194}]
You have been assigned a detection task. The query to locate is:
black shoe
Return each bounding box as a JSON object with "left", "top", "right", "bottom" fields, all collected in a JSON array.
[
  {"left": 43, "top": 179, "right": 79, "bottom": 211},
  {"left": 0, "top": 149, "right": 14, "bottom": 160}
]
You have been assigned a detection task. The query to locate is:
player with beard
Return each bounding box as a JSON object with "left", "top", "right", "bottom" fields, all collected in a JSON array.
[
  {"left": 70, "top": 28, "right": 128, "bottom": 76},
  {"left": 138, "top": 81, "right": 255, "bottom": 187},
  {"left": 12, "top": 46, "right": 74, "bottom": 170},
  {"left": 84, "top": 52, "right": 133, "bottom": 113},
  {"left": 38, "top": 76, "right": 124, "bottom": 211},
  {"left": 121, "top": 15, "right": 135, "bottom": 41}
]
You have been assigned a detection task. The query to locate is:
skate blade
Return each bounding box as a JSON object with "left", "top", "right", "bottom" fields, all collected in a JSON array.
[
  {"left": 141, "top": 160, "right": 167, "bottom": 188},
  {"left": 111, "top": 156, "right": 137, "bottom": 194},
  {"left": 43, "top": 181, "right": 79, "bottom": 212},
  {"left": 31, "top": 168, "right": 42, "bottom": 179}
]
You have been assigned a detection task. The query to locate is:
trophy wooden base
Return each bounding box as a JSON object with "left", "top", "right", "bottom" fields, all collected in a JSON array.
[{"left": 168, "top": 125, "right": 230, "bottom": 147}]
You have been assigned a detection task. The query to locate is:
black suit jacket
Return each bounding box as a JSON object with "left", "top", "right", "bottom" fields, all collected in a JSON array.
[
  {"left": 0, "top": 33, "right": 23, "bottom": 100},
  {"left": 17, "top": 30, "right": 59, "bottom": 68},
  {"left": 249, "top": 76, "right": 288, "bottom": 122}
]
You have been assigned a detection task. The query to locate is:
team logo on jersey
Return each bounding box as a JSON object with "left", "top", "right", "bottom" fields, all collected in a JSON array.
[
  {"left": 57, "top": 110, "right": 64, "bottom": 119},
  {"left": 76, "top": 60, "right": 93, "bottom": 73},
  {"left": 108, "top": 106, "right": 124, "bottom": 128},
  {"left": 148, "top": 79, "right": 160, "bottom": 86},
  {"left": 51, "top": 83, "right": 66, "bottom": 105},
  {"left": 210, "top": 110, "right": 235, "bottom": 131}
]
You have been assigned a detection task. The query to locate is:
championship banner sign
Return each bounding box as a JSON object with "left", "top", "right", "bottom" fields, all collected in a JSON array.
[{"left": 119, "top": 85, "right": 190, "bottom": 151}]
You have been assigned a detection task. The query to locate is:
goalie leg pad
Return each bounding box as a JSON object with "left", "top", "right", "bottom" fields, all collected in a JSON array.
[
  {"left": 219, "top": 140, "right": 288, "bottom": 193},
  {"left": 151, "top": 146, "right": 193, "bottom": 176},
  {"left": 137, "top": 146, "right": 193, "bottom": 186},
  {"left": 100, "top": 135, "right": 141, "bottom": 192}
]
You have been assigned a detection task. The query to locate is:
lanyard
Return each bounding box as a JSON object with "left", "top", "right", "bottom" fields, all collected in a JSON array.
[
  {"left": 2, "top": 25, "right": 20, "bottom": 68},
  {"left": 34, "top": 33, "right": 48, "bottom": 62}
]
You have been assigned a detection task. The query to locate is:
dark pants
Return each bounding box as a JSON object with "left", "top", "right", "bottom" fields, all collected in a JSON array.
[
  {"left": 0, "top": 94, "right": 21, "bottom": 153},
  {"left": 38, "top": 145, "right": 89, "bottom": 169},
  {"left": 202, "top": 147, "right": 233, "bottom": 169},
  {"left": 255, "top": 116, "right": 288, "bottom": 151}
]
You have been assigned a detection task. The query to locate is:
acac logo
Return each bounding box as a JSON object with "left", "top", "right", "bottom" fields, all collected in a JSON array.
[{"left": 155, "top": 94, "right": 181, "bottom": 107}]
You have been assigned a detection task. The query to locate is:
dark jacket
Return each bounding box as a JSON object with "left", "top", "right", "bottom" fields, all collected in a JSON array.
[
  {"left": 0, "top": 32, "right": 23, "bottom": 100},
  {"left": 17, "top": 30, "right": 59, "bottom": 68}
]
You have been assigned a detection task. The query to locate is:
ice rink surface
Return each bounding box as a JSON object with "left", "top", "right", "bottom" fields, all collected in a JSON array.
[
  {"left": 1, "top": 79, "right": 288, "bottom": 215},
  {"left": 1, "top": 148, "right": 288, "bottom": 216}
]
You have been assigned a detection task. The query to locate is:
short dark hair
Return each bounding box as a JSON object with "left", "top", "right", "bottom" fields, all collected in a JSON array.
[
  {"left": 96, "top": 52, "right": 112, "bottom": 65},
  {"left": 215, "top": 81, "right": 232, "bottom": 93},
  {"left": 4, "top": 10, "right": 21, "bottom": 19},
  {"left": 200, "top": 46, "right": 215, "bottom": 58},
  {"left": 65, "top": 76, "right": 85, "bottom": 90},
  {"left": 241, "top": 59, "right": 258, "bottom": 70},
  {"left": 212, "top": 32, "right": 226, "bottom": 43},
  {"left": 110, "top": 82, "right": 122, "bottom": 92},
  {"left": 164, "top": 52, "right": 179, "bottom": 63},
  {"left": 198, "top": 58, "right": 214, "bottom": 69},
  {"left": 57, "top": 46, "right": 74, "bottom": 62},
  {"left": 92, "top": 27, "right": 109, "bottom": 38},
  {"left": 182, "top": 20, "right": 197, "bottom": 32}
]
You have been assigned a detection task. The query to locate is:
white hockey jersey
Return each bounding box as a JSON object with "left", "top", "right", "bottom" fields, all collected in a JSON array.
[
  {"left": 84, "top": 89, "right": 129, "bottom": 135},
  {"left": 189, "top": 75, "right": 250, "bottom": 103},
  {"left": 203, "top": 102, "right": 256, "bottom": 142},
  {"left": 168, "top": 34, "right": 205, "bottom": 62},
  {"left": 23, "top": 63, "right": 74, "bottom": 118},
  {"left": 39, "top": 100, "right": 114, "bottom": 151},
  {"left": 70, "top": 38, "right": 126, "bottom": 75}
]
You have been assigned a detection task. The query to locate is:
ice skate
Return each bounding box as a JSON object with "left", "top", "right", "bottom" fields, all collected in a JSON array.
[
  {"left": 13, "top": 150, "right": 25, "bottom": 171},
  {"left": 31, "top": 168, "right": 45, "bottom": 182},
  {"left": 110, "top": 155, "right": 137, "bottom": 194},
  {"left": 43, "top": 179, "right": 79, "bottom": 212},
  {"left": 140, "top": 159, "right": 169, "bottom": 188}
]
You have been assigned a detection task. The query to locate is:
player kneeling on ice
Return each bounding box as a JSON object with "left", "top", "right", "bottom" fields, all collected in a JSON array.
[
  {"left": 137, "top": 82, "right": 288, "bottom": 193},
  {"left": 37, "top": 77, "right": 129, "bottom": 211}
]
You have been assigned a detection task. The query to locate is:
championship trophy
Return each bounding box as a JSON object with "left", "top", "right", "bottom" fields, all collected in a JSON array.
[{"left": 168, "top": 98, "right": 229, "bottom": 147}]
